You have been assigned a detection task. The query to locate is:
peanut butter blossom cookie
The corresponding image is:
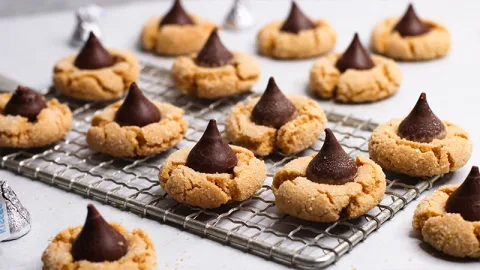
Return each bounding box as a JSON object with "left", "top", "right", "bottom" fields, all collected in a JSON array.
[
  {"left": 225, "top": 77, "right": 326, "bottom": 156},
  {"left": 413, "top": 166, "right": 480, "bottom": 258},
  {"left": 310, "top": 33, "right": 401, "bottom": 103},
  {"left": 53, "top": 32, "right": 140, "bottom": 101},
  {"left": 171, "top": 29, "right": 260, "bottom": 99},
  {"left": 86, "top": 83, "right": 188, "bottom": 157},
  {"left": 272, "top": 129, "right": 386, "bottom": 222},
  {"left": 42, "top": 204, "right": 157, "bottom": 270},
  {"left": 0, "top": 86, "right": 72, "bottom": 148},
  {"left": 371, "top": 4, "right": 450, "bottom": 61},
  {"left": 257, "top": 1, "right": 336, "bottom": 59},
  {"left": 141, "top": 0, "right": 216, "bottom": 55},
  {"left": 369, "top": 93, "right": 472, "bottom": 177},
  {"left": 159, "top": 119, "right": 266, "bottom": 208}
]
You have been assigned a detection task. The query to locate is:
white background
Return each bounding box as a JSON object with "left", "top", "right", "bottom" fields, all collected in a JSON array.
[{"left": 0, "top": 0, "right": 479, "bottom": 269}]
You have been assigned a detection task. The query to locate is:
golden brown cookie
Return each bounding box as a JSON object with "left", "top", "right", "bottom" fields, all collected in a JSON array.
[
  {"left": 159, "top": 145, "right": 267, "bottom": 208},
  {"left": 86, "top": 100, "right": 188, "bottom": 157},
  {"left": 0, "top": 93, "right": 72, "bottom": 148},
  {"left": 369, "top": 119, "right": 472, "bottom": 177},
  {"left": 412, "top": 185, "right": 480, "bottom": 258},
  {"left": 225, "top": 95, "right": 326, "bottom": 156},
  {"left": 53, "top": 49, "right": 140, "bottom": 101},
  {"left": 42, "top": 223, "right": 156, "bottom": 270},
  {"left": 371, "top": 17, "right": 450, "bottom": 61},
  {"left": 309, "top": 53, "right": 401, "bottom": 102},
  {"left": 272, "top": 155, "right": 386, "bottom": 222}
]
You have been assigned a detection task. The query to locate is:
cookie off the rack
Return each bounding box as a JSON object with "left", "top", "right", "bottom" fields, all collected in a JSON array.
[
  {"left": 0, "top": 86, "right": 72, "bottom": 148},
  {"left": 272, "top": 129, "right": 386, "bottom": 222},
  {"left": 225, "top": 77, "right": 326, "bottom": 156},
  {"left": 86, "top": 83, "right": 188, "bottom": 157},
  {"left": 141, "top": 0, "right": 216, "bottom": 56},
  {"left": 42, "top": 204, "right": 157, "bottom": 269},
  {"left": 53, "top": 32, "right": 140, "bottom": 101},
  {"left": 159, "top": 120, "right": 266, "bottom": 208}
]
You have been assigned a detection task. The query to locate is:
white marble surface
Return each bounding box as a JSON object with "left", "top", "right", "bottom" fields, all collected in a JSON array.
[{"left": 0, "top": 0, "right": 479, "bottom": 269}]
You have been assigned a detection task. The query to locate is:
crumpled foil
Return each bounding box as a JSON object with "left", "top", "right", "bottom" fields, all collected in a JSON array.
[
  {"left": 70, "top": 5, "right": 104, "bottom": 47},
  {"left": 224, "top": 0, "right": 254, "bottom": 30},
  {"left": 0, "top": 181, "right": 31, "bottom": 241}
]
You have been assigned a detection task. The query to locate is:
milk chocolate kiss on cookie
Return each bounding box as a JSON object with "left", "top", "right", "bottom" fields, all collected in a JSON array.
[
  {"left": 306, "top": 129, "right": 357, "bottom": 185},
  {"left": 71, "top": 204, "right": 128, "bottom": 262},
  {"left": 280, "top": 1, "right": 316, "bottom": 34},
  {"left": 397, "top": 93, "right": 446, "bottom": 143},
  {"left": 74, "top": 32, "right": 115, "bottom": 70},
  {"left": 335, "top": 33, "right": 375, "bottom": 73},
  {"left": 251, "top": 77, "right": 297, "bottom": 129},
  {"left": 114, "top": 83, "right": 161, "bottom": 127},
  {"left": 196, "top": 29, "right": 233, "bottom": 67},
  {"left": 445, "top": 166, "right": 480, "bottom": 222},
  {"left": 186, "top": 119, "right": 238, "bottom": 174},
  {"left": 393, "top": 4, "right": 430, "bottom": 37},
  {"left": 4, "top": 86, "right": 46, "bottom": 121},
  {"left": 159, "top": 0, "right": 194, "bottom": 27}
]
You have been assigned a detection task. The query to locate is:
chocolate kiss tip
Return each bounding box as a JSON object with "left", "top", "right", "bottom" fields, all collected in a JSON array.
[
  {"left": 445, "top": 166, "right": 480, "bottom": 222},
  {"left": 114, "top": 83, "right": 161, "bottom": 127},
  {"left": 306, "top": 128, "right": 357, "bottom": 185},
  {"left": 4, "top": 86, "right": 46, "bottom": 121},
  {"left": 196, "top": 29, "right": 233, "bottom": 68},
  {"left": 186, "top": 119, "right": 238, "bottom": 174},
  {"left": 159, "top": 0, "right": 194, "bottom": 26},
  {"left": 71, "top": 204, "right": 128, "bottom": 262},
  {"left": 393, "top": 3, "right": 430, "bottom": 37},
  {"left": 250, "top": 77, "right": 297, "bottom": 129},
  {"left": 398, "top": 92, "right": 446, "bottom": 143},
  {"left": 335, "top": 33, "right": 374, "bottom": 73},
  {"left": 280, "top": 1, "right": 316, "bottom": 34},
  {"left": 74, "top": 32, "right": 115, "bottom": 70}
]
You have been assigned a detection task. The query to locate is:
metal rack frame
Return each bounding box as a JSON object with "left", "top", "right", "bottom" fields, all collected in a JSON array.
[{"left": 0, "top": 63, "right": 441, "bottom": 269}]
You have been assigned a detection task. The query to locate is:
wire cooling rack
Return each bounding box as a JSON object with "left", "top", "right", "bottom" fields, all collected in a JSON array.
[{"left": 0, "top": 63, "right": 442, "bottom": 269}]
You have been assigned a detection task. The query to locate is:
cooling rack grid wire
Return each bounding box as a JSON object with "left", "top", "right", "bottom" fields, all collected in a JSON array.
[{"left": 0, "top": 63, "right": 441, "bottom": 269}]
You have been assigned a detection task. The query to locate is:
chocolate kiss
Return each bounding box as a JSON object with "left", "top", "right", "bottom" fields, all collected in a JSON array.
[
  {"left": 393, "top": 4, "right": 430, "bottom": 37},
  {"left": 306, "top": 129, "right": 357, "bottom": 185},
  {"left": 71, "top": 204, "right": 128, "bottom": 262},
  {"left": 335, "top": 33, "right": 375, "bottom": 73},
  {"left": 280, "top": 1, "right": 316, "bottom": 34},
  {"left": 251, "top": 77, "right": 297, "bottom": 129},
  {"left": 159, "top": 0, "right": 194, "bottom": 27},
  {"left": 196, "top": 29, "right": 234, "bottom": 68},
  {"left": 186, "top": 119, "right": 238, "bottom": 174},
  {"left": 398, "top": 93, "right": 446, "bottom": 143},
  {"left": 4, "top": 86, "right": 46, "bottom": 121},
  {"left": 114, "top": 83, "right": 161, "bottom": 127},
  {"left": 74, "top": 32, "right": 115, "bottom": 70},
  {"left": 445, "top": 166, "right": 480, "bottom": 222}
]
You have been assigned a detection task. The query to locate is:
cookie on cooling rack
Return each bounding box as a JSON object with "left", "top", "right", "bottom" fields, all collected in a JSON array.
[
  {"left": 225, "top": 77, "right": 326, "bottom": 156},
  {"left": 42, "top": 204, "right": 157, "bottom": 270},
  {"left": 413, "top": 166, "right": 480, "bottom": 258},
  {"left": 310, "top": 33, "right": 401, "bottom": 103},
  {"left": 257, "top": 1, "right": 336, "bottom": 59},
  {"left": 369, "top": 93, "right": 472, "bottom": 177},
  {"left": 0, "top": 86, "right": 72, "bottom": 148},
  {"left": 371, "top": 4, "right": 450, "bottom": 61},
  {"left": 272, "top": 129, "right": 386, "bottom": 222},
  {"left": 159, "top": 119, "right": 266, "bottom": 208},
  {"left": 171, "top": 29, "right": 260, "bottom": 99},
  {"left": 53, "top": 32, "right": 140, "bottom": 101},
  {"left": 141, "top": 0, "right": 216, "bottom": 56},
  {"left": 86, "top": 82, "right": 188, "bottom": 157}
]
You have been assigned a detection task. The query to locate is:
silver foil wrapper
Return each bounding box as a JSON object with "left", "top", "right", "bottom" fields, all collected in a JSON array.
[
  {"left": 70, "top": 5, "right": 104, "bottom": 47},
  {"left": 224, "top": 0, "right": 254, "bottom": 30},
  {"left": 0, "top": 181, "right": 31, "bottom": 241}
]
